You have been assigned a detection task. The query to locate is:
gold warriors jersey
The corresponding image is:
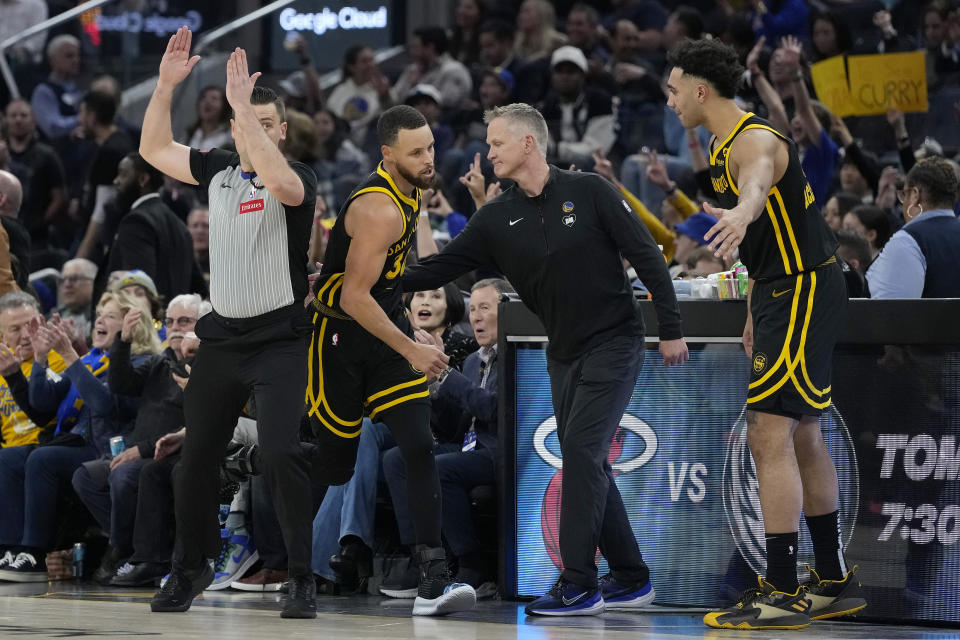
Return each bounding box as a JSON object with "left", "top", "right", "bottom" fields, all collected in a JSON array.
[
  {"left": 313, "top": 162, "right": 421, "bottom": 322},
  {"left": 0, "top": 353, "right": 67, "bottom": 447},
  {"left": 709, "top": 113, "right": 837, "bottom": 281}
]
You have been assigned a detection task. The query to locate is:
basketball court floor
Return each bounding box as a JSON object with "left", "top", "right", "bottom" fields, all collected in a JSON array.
[{"left": 1, "top": 582, "right": 958, "bottom": 639}]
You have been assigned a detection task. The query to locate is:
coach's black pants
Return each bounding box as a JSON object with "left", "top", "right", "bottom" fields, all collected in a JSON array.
[
  {"left": 173, "top": 306, "right": 313, "bottom": 579},
  {"left": 547, "top": 334, "right": 648, "bottom": 590}
]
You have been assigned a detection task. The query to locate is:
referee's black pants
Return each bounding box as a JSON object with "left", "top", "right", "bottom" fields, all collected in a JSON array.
[
  {"left": 173, "top": 305, "right": 313, "bottom": 579},
  {"left": 547, "top": 334, "right": 649, "bottom": 590}
]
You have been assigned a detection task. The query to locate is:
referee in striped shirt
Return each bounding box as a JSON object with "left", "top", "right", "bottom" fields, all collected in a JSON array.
[{"left": 139, "top": 29, "right": 317, "bottom": 618}]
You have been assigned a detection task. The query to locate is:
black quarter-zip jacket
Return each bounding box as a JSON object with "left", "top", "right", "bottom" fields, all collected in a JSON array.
[{"left": 401, "top": 166, "right": 683, "bottom": 361}]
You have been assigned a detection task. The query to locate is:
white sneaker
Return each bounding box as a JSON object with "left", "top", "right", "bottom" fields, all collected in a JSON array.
[{"left": 412, "top": 576, "right": 477, "bottom": 616}]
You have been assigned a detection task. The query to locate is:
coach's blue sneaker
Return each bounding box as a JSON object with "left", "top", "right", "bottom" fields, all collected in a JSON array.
[
  {"left": 600, "top": 573, "right": 656, "bottom": 610},
  {"left": 525, "top": 578, "right": 605, "bottom": 616}
]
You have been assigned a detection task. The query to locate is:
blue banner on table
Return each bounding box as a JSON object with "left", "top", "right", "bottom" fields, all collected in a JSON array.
[{"left": 509, "top": 342, "right": 960, "bottom": 623}]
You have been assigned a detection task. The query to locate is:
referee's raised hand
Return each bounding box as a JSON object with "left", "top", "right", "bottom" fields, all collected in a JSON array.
[
  {"left": 225, "top": 47, "right": 262, "bottom": 111},
  {"left": 158, "top": 26, "right": 201, "bottom": 88}
]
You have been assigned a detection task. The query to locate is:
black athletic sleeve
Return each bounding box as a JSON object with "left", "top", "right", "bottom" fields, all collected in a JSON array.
[
  {"left": 188, "top": 148, "right": 239, "bottom": 187},
  {"left": 401, "top": 211, "right": 495, "bottom": 292},
  {"left": 591, "top": 175, "right": 683, "bottom": 340},
  {"left": 288, "top": 161, "right": 318, "bottom": 209}
]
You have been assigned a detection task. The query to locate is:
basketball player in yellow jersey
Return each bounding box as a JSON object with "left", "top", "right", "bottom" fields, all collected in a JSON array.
[
  {"left": 665, "top": 39, "right": 865, "bottom": 630},
  {"left": 307, "top": 105, "right": 476, "bottom": 616}
]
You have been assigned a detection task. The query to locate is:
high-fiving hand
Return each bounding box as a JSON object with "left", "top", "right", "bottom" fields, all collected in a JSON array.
[
  {"left": 703, "top": 202, "right": 750, "bottom": 262},
  {"left": 159, "top": 26, "right": 201, "bottom": 88}
]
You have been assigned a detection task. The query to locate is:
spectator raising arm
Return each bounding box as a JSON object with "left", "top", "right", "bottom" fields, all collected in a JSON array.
[
  {"left": 887, "top": 108, "right": 915, "bottom": 173},
  {"left": 831, "top": 113, "right": 881, "bottom": 195},
  {"left": 107, "top": 309, "right": 149, "bottom": 396},
  {"left": 591, "top": 149, "right": 693, "bottom": 264},
  {"left": 747, "top": 37, "right": 790, "bottom": 136},
  {"left": 780, "top": 36, "right": 827, "bottom": 147}
]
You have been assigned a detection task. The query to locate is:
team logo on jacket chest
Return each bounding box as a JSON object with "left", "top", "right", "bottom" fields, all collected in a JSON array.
[{"left": 561, "top": 202, "right": 576, "bottom": 227}]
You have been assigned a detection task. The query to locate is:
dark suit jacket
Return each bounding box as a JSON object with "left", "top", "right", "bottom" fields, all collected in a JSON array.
[
  {"left": 107, "top": 195, "right": 208, "bottom": 299},
  {"left": 435, "top": 348, "right": 498, "bottom": 451}
]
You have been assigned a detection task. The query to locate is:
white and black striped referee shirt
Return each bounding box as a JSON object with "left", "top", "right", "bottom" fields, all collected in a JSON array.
[{"left": 189, "top": 148, "right": 316, "bottom": 319}]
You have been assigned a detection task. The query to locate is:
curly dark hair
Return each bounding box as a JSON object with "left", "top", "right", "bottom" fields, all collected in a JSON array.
[
  {"left": 666, "top": 38, "right": 744, "bottom": 99},
  {"left": 906, "top": 157, "right": 960, "bottom": 210}
]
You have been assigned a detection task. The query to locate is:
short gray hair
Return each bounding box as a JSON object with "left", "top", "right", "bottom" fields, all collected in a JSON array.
[
  {"left": 167, "top": 293, "right": 202, "bottom": 317},
  {"left": 0, "top": 171, "right": 22, "bottom": 215},
  {"left": 62, "top": 258, "right": 98, "bottom": 280},
  {"left": 484, "top": 103, "right": 548, "bottom": 156},
  {"left": 0, "top": 291, "right": 39, "bottom": 315},
  {"left": 472, "top": 278, "right": 515, "bottom": 296},
  {"left": 46, "top": 34, "right": 80, "bottom": 60}
]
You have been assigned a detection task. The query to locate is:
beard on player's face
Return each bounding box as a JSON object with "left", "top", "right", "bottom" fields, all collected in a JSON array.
[{"left": 396, "top": 161, "right": 436, "bottom": 189}]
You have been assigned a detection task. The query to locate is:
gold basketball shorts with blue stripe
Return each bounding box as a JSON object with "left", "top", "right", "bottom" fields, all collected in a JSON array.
[
  {"left": 746, "top": 259, "right": 846, "bottom": 419},
  {"left": 305, "top": 303, "right": 429, "bottom": 484}
]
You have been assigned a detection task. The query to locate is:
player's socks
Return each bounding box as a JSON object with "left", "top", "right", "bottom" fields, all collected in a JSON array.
[
  {"left": 765, "top": 531, "right": 799, "bottom": 593},
  {"left": 805, "top": 510, "right": 845, "bottom": 580}
]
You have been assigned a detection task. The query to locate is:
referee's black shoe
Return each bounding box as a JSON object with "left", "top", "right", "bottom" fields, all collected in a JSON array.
[
  {"left": 150, "top": 562, "right": 214, "bottom": 612},
  {"left": 281, "top": 575, "right": 318, "bottom": 619}
]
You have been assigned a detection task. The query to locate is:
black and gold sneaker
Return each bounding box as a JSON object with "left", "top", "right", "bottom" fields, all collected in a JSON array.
[
  {"left": 703, "top": 577, "right": 811, "bottom": 630},
  {"left": 802, "top": 565, "right": 867, "bottom": 620}
]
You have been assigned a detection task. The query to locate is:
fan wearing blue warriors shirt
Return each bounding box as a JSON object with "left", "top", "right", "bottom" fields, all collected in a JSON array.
[{"left": 665, "top": 38, "right": 866, "bottom": 629}]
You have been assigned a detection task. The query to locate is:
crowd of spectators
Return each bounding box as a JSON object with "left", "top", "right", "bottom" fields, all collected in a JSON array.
[{"left": 0, "top": 0, "right": 958, "bottom": 594}]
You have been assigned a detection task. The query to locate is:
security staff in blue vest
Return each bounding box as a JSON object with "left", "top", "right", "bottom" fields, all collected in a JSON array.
[{"left": 867, "top": 157, "right": 960, "bottom": 299}]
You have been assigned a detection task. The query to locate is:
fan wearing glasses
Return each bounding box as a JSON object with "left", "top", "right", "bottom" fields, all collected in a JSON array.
[
  {"left": 162, "top": 295, "right": 202, "bottom": 361},
  {"left": 53, "top": 259, "right": 98, "bottom": 340},
  {"left": 866, "top": 157, "right": 960, "bottom": 299}
]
